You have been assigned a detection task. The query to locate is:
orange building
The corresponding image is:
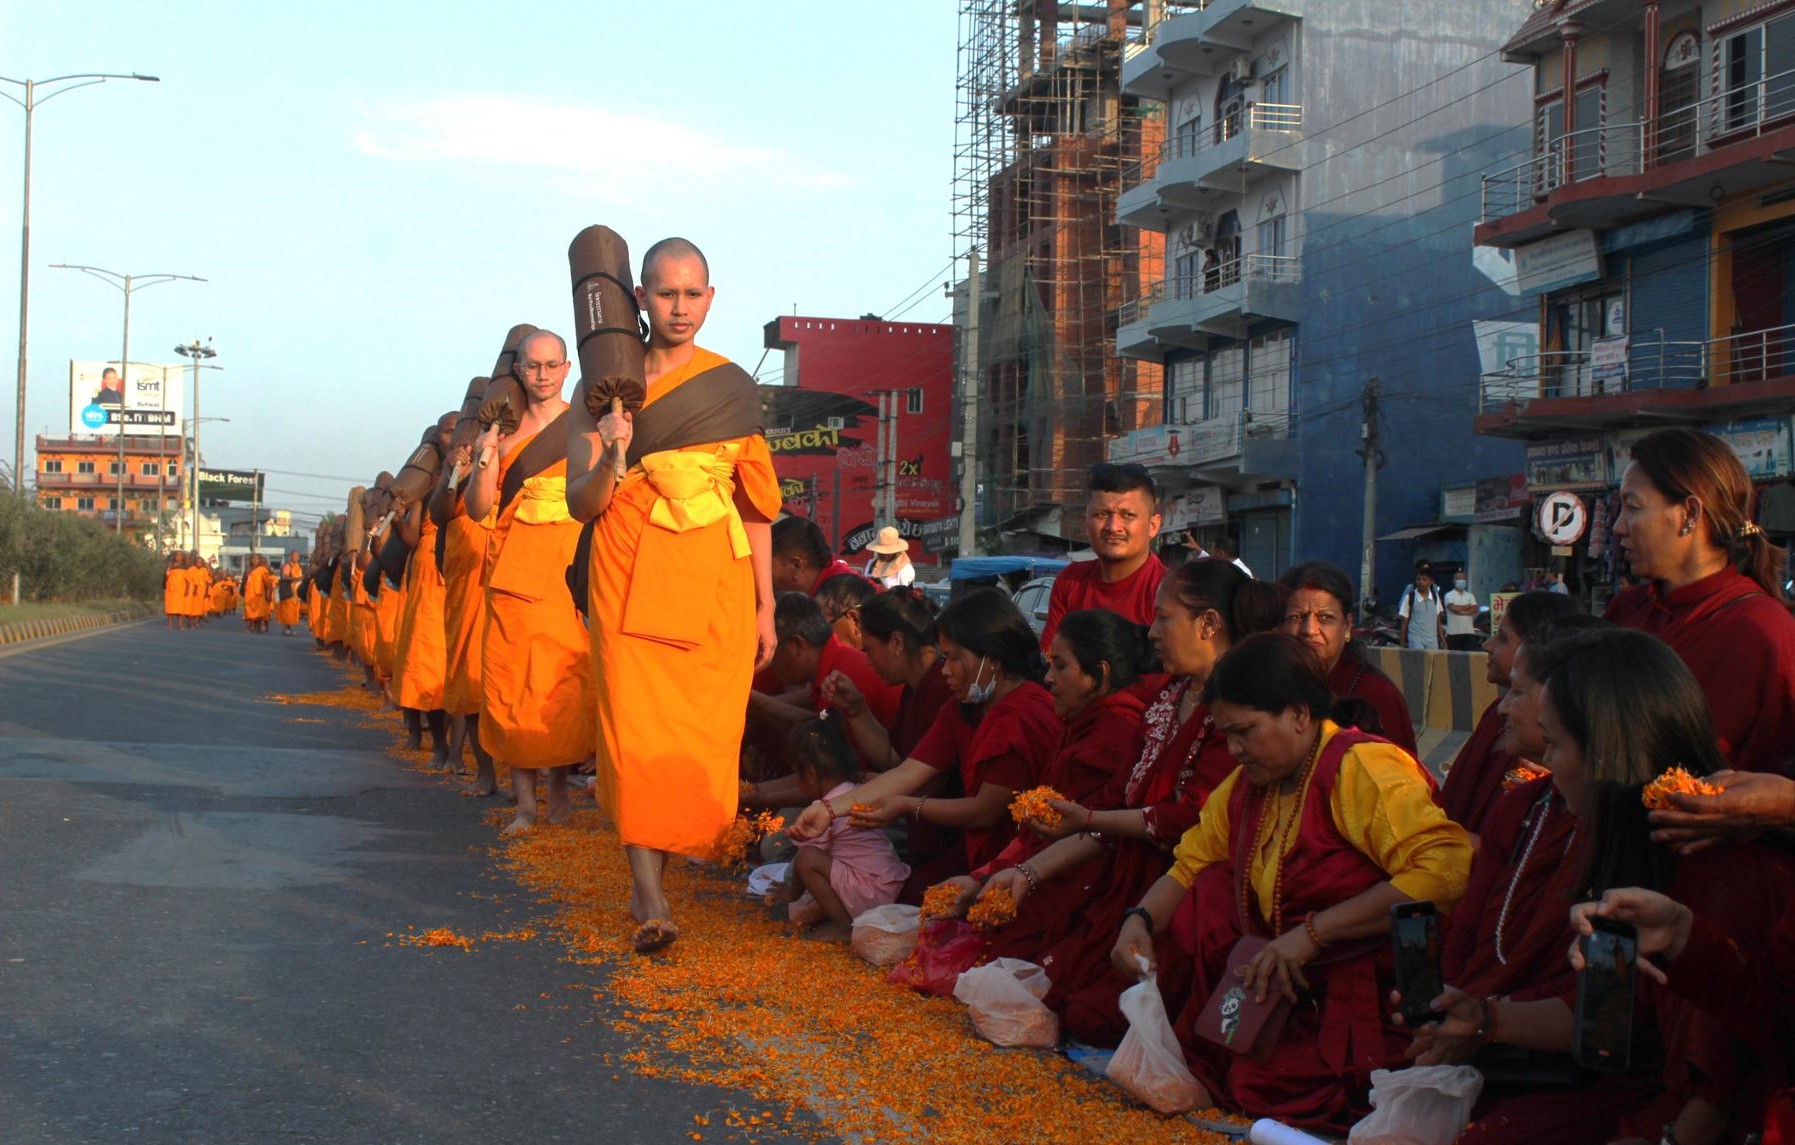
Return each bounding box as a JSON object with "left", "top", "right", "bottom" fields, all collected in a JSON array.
[{"left": 35, "top": 435, "right": 183, "bottom": 540}]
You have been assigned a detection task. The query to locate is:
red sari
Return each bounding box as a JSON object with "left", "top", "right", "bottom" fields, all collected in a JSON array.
[
  {"left": 1328, "top": 653, "right": 1418, "bottom": 756},
  {"left": 907, "top": 681, "right": 1060, "bottom": 873},
  {"left": 1029, "top": 679, "right": 1239, "bottom": 1045},
  {"left": 1172, "top": 729, "right": 1410, "bottom": 1133},
  {"left": 1438, "top": 699, "right": 1513, "bottom": 836}
]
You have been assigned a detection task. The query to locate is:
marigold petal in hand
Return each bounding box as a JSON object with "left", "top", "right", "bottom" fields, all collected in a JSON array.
[
  {"left": 1008, "top": 786, "right": 1066, "bottom": 830},
  {"left": 1642, "top": 766, "right": 1724, "bottom": 809}
]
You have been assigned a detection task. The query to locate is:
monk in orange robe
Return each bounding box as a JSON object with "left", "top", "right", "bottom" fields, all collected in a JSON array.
[
  {"left": 276, "top": 552, "right": 304, "bottom": 634},
  {"left": 326, "top": 524, "right": 354, "bottom": 655},
  {"left": 366, "top": 508, "right": 407, "bottom": 691},
  {"left": 394, "top": 413, "right": 455, "bottom": 763},
  {"left": 465, "top": 329, "right": 595, "bottom": 834},
  {"left": 431, "top": 412, "right": 497, "bottom": 793},
  {"left": 184, "top": 556, "right": 210, "bottom": 627},
  {"left": 243, "top": 555, "right": 274, "bottom": 632},
  {"left": 163, "top": 552, "right": 187, "bottom": 629},
  {"left": 569, "top": 238, "right": 780, "bottom": 953}
]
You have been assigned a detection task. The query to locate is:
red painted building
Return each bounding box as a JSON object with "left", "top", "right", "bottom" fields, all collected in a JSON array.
[{"left": 761, "top": 315, "right": 957, "bottom": 563}]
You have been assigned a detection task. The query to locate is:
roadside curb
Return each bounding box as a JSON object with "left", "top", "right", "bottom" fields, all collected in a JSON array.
[{"left": 0, "top": 605, "right": 157, "bottom": 647}]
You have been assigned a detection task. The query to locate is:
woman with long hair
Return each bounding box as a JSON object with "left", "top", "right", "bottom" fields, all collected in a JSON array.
[
  {"left": 1114, "top": 632, "right": 1471, "bottom": 1132},
  {"left": 1277, "top": 561, "right": 1418, "bottom": 754},
  {"left": 1404, "top": 627, "right": 1794, "bottom": 1144},
  {"left": 1607, "top": 427, "right": 1795, "bottom": 773}
]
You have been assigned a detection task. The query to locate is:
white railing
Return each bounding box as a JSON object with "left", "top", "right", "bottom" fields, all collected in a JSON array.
[
  {"left": 1125, "top": 102, "right": 1304, "bottom": 190},
  {"left": 1168, "top": 253, "right": 1301, "bottom": 299},
  {"left": 1482, "top": 66, "right": 1795, "bottom": 221},
  {"left": 1116, "top": 281, "right": 1166, "bottom": 327},
  {"left": 1477, "top": 322, "right": 1795, "bottom": 410}
]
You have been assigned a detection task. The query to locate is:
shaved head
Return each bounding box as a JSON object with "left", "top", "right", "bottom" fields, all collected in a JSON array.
[
  {"left": 517, "top": 328, "right": 568, "bottom": 361},
  {"left": 642, "top": 238, "right": 709, "bottom": 287}
]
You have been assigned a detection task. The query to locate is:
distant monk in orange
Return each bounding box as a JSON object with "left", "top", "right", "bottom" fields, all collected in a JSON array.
[
  {"left": 433, "top": 395, "right": 499, "bottom": 793},
  {"left": 163, "top": 552, "right": 187, "bottom": 629},
  {"left": 393, "top": 414, "right": 456, "bottom": 764},
  {"left": 276, "top": 551, "right": 304, "bottom": 635},
  {"left": 243, "top": 554, "right": 274, "bottom": 633},
  {"left": 569, "top": 238, "right": 781, "bottom": 954},
  {"left": 184, "top": 554, "right": 210, "bottom": 627},
  {"left": 465, "top": 329, "right": 595, "bottom": 834}
]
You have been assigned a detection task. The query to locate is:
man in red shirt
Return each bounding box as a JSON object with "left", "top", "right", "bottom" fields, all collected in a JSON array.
[
  {"left": 1041, "top": 462, "right": 1167, "bottom": 650},
  {"left": 771, "top": 516, "right": 866, "bottom": 595}
]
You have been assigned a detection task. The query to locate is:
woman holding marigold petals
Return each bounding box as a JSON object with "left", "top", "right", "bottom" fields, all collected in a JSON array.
[
  {"left": 957, "top": 560, "right": 1284, "bottom": 1045},
  {"left": 1391, "top": 626, "right": 1794, "bottom": 1145},
  {"left": 1113, "top": 632, "right": 1472, "bottom": 1134},
  {"left": 787, "top": 588, "right": 1060, "bottom": 895}
]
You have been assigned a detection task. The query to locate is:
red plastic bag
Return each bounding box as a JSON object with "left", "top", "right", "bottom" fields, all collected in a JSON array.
[{"left": 887, "top": 919, "right": 987, "bottom": 996}]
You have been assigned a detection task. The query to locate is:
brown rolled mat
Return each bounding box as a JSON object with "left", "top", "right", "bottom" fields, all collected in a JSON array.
[
  {"left": 567, "top": 225, "right": 647, "bottom": 418},
  {"left": 390, "top": 423, "right": 446, "bottom": 504},
  {"left": 477, "top": 374, "right": 525, "bottom": 436},
  {"left": 449, "top": 377, "right": 492, "bottom": 453},
  {"left": 491, "top": 322, "right": 539, "bottom": 387}
]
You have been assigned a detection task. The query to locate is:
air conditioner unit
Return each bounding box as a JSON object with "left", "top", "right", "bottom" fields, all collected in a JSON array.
[
  {"left": 1177, "top": 213, "right": 1216, "bottom": 247},
  {"left": 1229, "top": 57, "right": 1255, "bottom": 83}
]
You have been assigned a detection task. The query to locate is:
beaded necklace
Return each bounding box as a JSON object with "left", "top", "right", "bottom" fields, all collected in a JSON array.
[
  {"left": 1493, "top": 789, "right": 1577, "bottom": 965},
  {"left": 1240, "top": 730, "right": 1325, "bottom": 936}
]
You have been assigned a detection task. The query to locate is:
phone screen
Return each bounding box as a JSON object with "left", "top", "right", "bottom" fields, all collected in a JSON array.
[
  {"left": 1391, "top": 903, "right": 1442, "bottom": 1026},
  {"left": 1575, "top": 921, "right": 1637, "bottom": 1072}
]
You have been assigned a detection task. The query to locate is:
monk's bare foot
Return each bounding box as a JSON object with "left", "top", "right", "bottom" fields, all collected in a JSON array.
[
  {"left": 545, "top": 795, "right": 573, "bottom": 826},
  {"left": 464, "top": 779, "right": 497, "bottom": 797},
  {"left": 632, "top": 918, "right": 678, "bottom": 954},
  {"left": 803, "top": 921, "right": 853, "bottom": 944},
  {"left": 500, "top": 815, "right": 534, "bottom": 838}
]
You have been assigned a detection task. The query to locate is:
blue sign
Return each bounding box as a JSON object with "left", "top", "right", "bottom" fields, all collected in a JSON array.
[{"left": 79, "top": 403, "right": 107, "bottom": 429}]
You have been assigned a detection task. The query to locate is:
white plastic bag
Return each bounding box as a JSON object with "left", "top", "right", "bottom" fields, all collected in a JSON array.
[
  {"left": 850, "top": 903, "right": 921, "bottom": 967},
  {"left": 746, "top": 861, "right": 790, "bottom": 898},
  {"left": 1106, "top": 962, "right": 1208, "bottom": 1114},
  {"left": 1347, "top": 1065, "right": 1484, "bottom": 1145},
  {"left": 952, "top": 957, "right": 1060, "bottom": 1048}
]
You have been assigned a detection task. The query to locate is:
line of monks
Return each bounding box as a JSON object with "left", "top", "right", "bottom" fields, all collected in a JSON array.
[{"left": 161, "top": 550, "right": 288, "bottom": 632}]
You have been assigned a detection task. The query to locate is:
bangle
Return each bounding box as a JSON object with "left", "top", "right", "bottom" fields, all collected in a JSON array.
[
  {"left": 1016, "top": 861, "right": 1041, "bottom": 895},
  {"left": 1475, "top": 995, "right": 1500, "bottom": 1046},
  {"left": 913, "top": 796, "right": 928, "bottom": 822},
  {"left": 1082, "top": 807, "right": 1094, "bottom": 832},
  {"left": 820, "top": 800, "right": 836, "bottom": 823},
  {"left": 1303, "top": 913, "right": 1326, "bottom": 950},
  {"left": 1123, "top": 905, "right": 1156, "bottom": 933}
]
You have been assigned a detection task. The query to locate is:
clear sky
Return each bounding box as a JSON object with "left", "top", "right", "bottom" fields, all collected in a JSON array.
[{"left": 0, "top": 0, "right": 961, "bottom": 525}]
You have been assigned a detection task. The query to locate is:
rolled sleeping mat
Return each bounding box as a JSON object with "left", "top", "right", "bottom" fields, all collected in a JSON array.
[
  {"left": 390, "top": 424, "right": 446, "bottom": 504},
  {"left": 344, "top": 486, "right": 366, "bottom": 551},
  {"left": 477, "top": 373, "right": 525, "bottom": 437},
  {"left": 567, "top": 225, "right": 648, "bottom": 421},
  {"left": 449, "top": 376, "right": 492, "bottom": 457},
  {"left": 491, "top": 323, "right": 539, "bottom": 389}
]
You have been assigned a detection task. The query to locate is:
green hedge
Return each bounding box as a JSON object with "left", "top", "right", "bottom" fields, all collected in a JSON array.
[{"left": 0, "top": 496, "right": 164, "bottom": 602}]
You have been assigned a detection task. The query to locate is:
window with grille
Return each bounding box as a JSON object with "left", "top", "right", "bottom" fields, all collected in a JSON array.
[{"left": 1208, "top": 344, "right": 1245, "bottom": 421}]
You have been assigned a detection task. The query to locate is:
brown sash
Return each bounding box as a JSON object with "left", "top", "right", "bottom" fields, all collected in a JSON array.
[
  {"left": 627, "top": 360, "right": 764, "bottom": 465},
  {"left": 499, "top": 409, "right": 571, "bottom": 513}
]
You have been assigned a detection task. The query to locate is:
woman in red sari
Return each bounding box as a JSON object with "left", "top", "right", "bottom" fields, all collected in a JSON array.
[
  {"left": 1607, "top": 427, "right": 1795, "bottom": 775},
  {"left": 788, "top": 587, "right": 1059, "bottom": 880},
  {"left": 960, "top": 560, "right": 1282, "bottom": 1043},
  {"left": 1115, "top": 633, "right": 1472, "bottom": 1133},
  {"left": 1402, "top": 627, "right": 1794, "bottom": 1145},
  {"left": 1278, "top": 561, "right": 1418, "bottom": 755}
]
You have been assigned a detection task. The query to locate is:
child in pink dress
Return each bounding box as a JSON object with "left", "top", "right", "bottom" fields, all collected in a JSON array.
[{"left": 781, "top": 715, "right": 910, "bottom": 941}]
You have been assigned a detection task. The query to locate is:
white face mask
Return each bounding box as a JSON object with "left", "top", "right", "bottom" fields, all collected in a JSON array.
[
  {"left": 964, "top": 655, "right": 996, "bottom": 704},
  {"left": 1454, "top": 579, "right": 1467, "bottom": 591}
]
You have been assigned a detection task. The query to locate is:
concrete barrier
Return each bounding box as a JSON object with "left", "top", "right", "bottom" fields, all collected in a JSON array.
[
  {"left": 1357, "top": 646, "right": 1497, "bottom": 776},
  {"left": 0, "top": 604, "right": 156, "bottom": 647}
]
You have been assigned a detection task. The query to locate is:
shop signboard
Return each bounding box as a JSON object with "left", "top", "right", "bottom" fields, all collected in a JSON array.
[
  {"left": 1489, "top": 591, "right": 1519, "bottom": 630},
  {"left": 1526, "top": 436, "right": 1608, "bottom": 490},
  {"left": 1513, "top": 229, "right": 1602, "bottom": 296},
  {"left": 1474, "top": 474, "right": 1527, "bottom": 522},
  {"left": 1589, "top": 336, "right": 1628, "bottom": 384},
  {"left": 1440, "top": 486, "right": 1477, "bottom": 522},
  {"left": 1161, "top": 485, "right": 1227, "bottom": 531},
  {"left": 1712, "top": 417, "right": 1793, "bottom": 480}
]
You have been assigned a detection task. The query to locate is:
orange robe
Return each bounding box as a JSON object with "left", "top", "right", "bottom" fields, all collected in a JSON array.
[
  {"left": 243, "top": 567, "right": 273, "bottom": 621},
  {"left": 163, "top": 569, "right": 184, "bottom": 616},
  {"left": 276, "top": 562, "right": 303, "bottom": 627},
  {"left": 477, "top": 435, "right": 593, "bottom": 767},
  {"left": 394, "top": 517, "right": 448, "bottom": 711},
  {"left": 326, "top": 565, "right": 352, "bottom": 644},
  {"left": 439, "top": 510, "right": 488, "bottom": 718},
  {"left": 375, "top": 580, "right": 405, "bottom": 684},
  {"left": 184, "top": 567, "right": 209, "bottom": 618},
  {"left": 350, "top": 566, "right": 379, "bottom": 668},
  {"left": 589, "top": 348, "right": 782, "bottom": 857}
]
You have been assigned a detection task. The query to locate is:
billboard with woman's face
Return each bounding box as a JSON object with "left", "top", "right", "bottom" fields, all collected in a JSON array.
[{"left": 68, "top": 360, "right": 184, "bottom": 437}]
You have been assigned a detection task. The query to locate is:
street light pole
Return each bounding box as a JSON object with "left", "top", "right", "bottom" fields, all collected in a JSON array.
[
  {"left": 0, "top": 72, "right": 160, "bottom": 500},
  {"left": 52, "top": 265, "right": 203, "bottom": 534},
  {"left": 176, "top": 339, "right": 217, "bottom": 553}
]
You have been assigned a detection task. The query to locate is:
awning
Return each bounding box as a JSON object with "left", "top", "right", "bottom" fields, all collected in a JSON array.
[{"left": 1377, "top": 524, "right": 1468, "bottom": 542}]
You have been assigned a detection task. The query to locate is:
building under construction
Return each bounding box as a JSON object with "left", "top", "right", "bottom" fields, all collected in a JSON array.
[{"left": 955, "top": 0, "right": 1165, "bottom": 543}]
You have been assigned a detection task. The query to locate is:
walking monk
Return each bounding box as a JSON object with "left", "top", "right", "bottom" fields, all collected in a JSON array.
[
  {"left": 276, "top": 551, "right": 304, "bottom": 635},
  {"left": 568, "top": 237, "right": 781, "bottom": 954},
  {"left": 392, "top": 412, "right": 456, "bottom": 765},
  {"left": 464, "top": 329, "right": 594, "bottom": 834},
  {"left": 164, "top": 552, "right": 187, "bottom": 629},
  {"left": 243, "top": 554, "right": 274, "bottom": 633}
]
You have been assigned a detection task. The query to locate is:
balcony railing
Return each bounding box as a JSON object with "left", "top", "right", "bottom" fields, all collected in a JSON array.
[
  {"left": 1478, "top": 322, "right": 1795, "bottom": 411},
  {"left": 1482, "top": 67, "right": 1795, "bottom": 222},
  {"left": 1167, "top": 253, "right": 1300, "bottom": 300},
  {"left": 1117, "top": 280, "right": 1166, "bottom": 327},
  {"left": 1126, "top": 0, "right": 1214, "bottom": 58},
  {"left": 1124, "top": 102, "right": 1304, "bottom": 190}
]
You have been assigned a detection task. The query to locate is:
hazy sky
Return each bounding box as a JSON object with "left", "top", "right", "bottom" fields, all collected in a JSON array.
[{"left": 0, "top": 1, "right": 961, "bottom": 523}]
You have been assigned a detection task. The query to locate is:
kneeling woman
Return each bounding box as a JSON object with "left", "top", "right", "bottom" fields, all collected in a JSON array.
[
  {"left": 787, "top": 587, "right": 1060, "bottom": 889},
  {"left": 1114, "top": 633, "right": 1472, "bottom": 1133}
]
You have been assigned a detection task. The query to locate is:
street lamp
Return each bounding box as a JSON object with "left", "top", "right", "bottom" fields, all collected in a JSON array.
[
  {"left": 0, "top": 71, "right": 160, "bottom": 500},
  {"left": 176, "top": 339, "right": 217, "bottom": 552},
  {"left": 54, "top": 265, "right": 203, "bottom": 533}
]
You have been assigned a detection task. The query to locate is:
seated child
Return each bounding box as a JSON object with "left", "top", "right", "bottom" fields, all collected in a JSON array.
[{"left": 780, "top": 715, "right": 910, "bottom": 942}]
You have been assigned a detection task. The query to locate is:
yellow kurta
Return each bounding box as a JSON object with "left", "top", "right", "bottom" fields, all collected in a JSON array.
[
  {"left": 394, "top": 516, "right": 448, "bottom": 712},
  {"left": 439, "top": 510, "right": 488, "bottom": 717},
  {"left": 590, "top": 348, "right": 782, "bottom": 857},
  {"left": 476, "top": 443, "right": 593, "bottom": 768},
  {"left": 1169, "top": 721, "right": 1473, "bottom": 915}
]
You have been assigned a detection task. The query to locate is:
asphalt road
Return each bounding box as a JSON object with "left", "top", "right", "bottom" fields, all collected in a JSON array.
[{"left": 0, "top": 619, "right": 811, "bottom": 1145}]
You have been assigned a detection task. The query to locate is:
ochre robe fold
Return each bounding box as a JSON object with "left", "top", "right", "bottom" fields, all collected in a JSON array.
[{"left": 394, "top": 516, "right": 447, "bottom": 712}]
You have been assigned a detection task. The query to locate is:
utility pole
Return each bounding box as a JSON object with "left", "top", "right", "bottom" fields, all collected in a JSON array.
[
  {"left": 1357, "top": 376, "right": 1382, "bottom": 610},
  {"left": 957, "top": 250, "right": 981, "bottom": 557}
]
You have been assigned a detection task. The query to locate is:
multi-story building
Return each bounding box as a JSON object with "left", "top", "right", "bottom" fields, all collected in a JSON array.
[
  {"left": 760, "top": 315, "right": 958, "bottom": 562},
  {"left": 34, "top": 434, "right": 183, "bottom": 540},
  {"left": 1109, "top": 2, "right": 1536, "bottom": 587},
  {"left": 1473, "top": 0, "right": 1795, "bottom": 607}
]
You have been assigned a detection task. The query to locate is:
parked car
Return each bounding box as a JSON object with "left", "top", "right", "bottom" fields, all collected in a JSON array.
[{"left": 1010, "top": 576, "right": 1056, "bottom": 637}]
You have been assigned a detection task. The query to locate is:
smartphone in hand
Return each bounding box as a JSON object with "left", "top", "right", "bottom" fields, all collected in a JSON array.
[
  {"left": 1574, "top": 917, "right": 1637, "bottom": 1072},
  {"left": 1390, "top": 901, "right": 1442, "bottom": 1027}
]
